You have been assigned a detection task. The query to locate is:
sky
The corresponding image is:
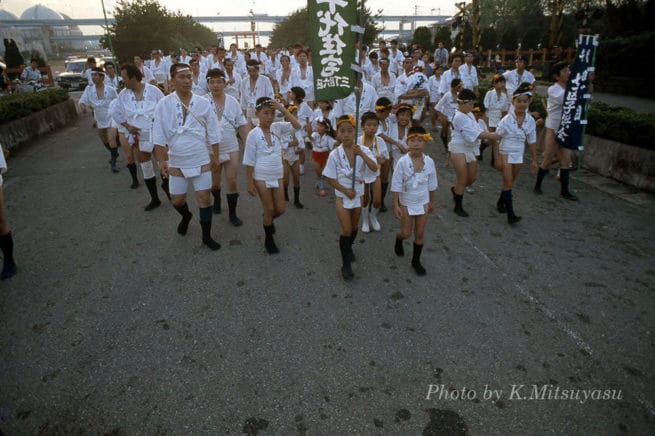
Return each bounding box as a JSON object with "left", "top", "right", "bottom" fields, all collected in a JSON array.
[
  {"left": 1, "top": 0, "right": 459, "bottom": 47},
  {"left": 1, "top": 0, "right": 458, "bottom": 20}
]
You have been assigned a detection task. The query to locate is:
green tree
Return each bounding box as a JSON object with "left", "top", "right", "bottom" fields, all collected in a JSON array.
[
  {"left": 4, "top": 39, "right": 24, "bottom": 69},
  {"left": 270, "top": 3, "right": 379, "bottom": 49},
  {"left": 433, "top": 26, "right": 452, "bottom": 48},
  {"left": 412, "top": 26, "right": 433, "bottom": 51},
  {"left": 103, "top": 0, "right": 215, "bottom": 62}
]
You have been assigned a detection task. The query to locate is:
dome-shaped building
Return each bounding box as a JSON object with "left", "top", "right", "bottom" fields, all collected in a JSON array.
[
  {"left": 0, "top": 9, "right": 19, "bottom": 21},
  {"left": 20, "top": 4, "right": 64, "bottom": 21}
]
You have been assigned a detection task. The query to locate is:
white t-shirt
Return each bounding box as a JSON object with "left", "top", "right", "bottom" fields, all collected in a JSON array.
[
  {"left": 224, "top": 72, "right": 241, "bottom": 101},
  {"left": 111, "top": 84, "right": 165, "bottom": 142},
  {"left": 371, "top": 72, "right": 396, "bottom": 103},
  {"left": 243, "top": 122, "right": 294, "bottom": 181},
  {"left": 291, "top": 65, "right": 315, "bottom": 102},
  {"left": 546, "top": 83, "right": 566, "bottom": 130},
  {"left": 503, "top": 69, "right": 536, "bottom": 96},
  {"left": 459, "top": 64, "right": 478, "bottom": 90},
  {"left": 428, "top": 75, "right": 442, "bottom": 105},
  {"left": 152, "top": 93, "right": 221, "bottom": 169},
  {"left": 311, "top": 132, "right": 336, "bottom": 153},
  {"left": 483, "top": 89, "right": 510, "bottom": 127},
  {"left": 450, "top": 111, "right": 484, "bottom": 149},
  {"left": 205, "top": 93, "right": 247, "bottom": 154},
  {"left": 333, "top": 83, "right": 378, "bottom": 118},
  {"left": 239, "top": 75, "right": 274, "bottom": 117},
  {"left": 439, "top": 68, "right": 460, "bottom": 96},
  {"left": 322, "top": 145, "right": 377, "bottom": 202},
  {"left": 79, "top": 84, "right": 118, "bottom": 128},
  {"left": 435, "top": 92, "right": 458, "bottom": 122},
  {"left": 497, "top": 109, "right": 537, "bottom": 154},
  {"left": 150, "top": 59, "right": 170, "bottom": 85},
  {"left": 390, "top": 153, "right": 438, "bottom": 209}
]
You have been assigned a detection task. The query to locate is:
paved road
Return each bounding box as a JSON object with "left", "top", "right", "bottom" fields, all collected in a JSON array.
[
  {"left": 1, "top": 113, "right": 653, "bottom": 434},
  {"left": 535, "top": 85, "right": 655, "bottom": 114}
]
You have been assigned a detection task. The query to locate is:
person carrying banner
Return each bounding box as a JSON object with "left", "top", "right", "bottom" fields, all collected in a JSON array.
[
  {"left": 495, "top": 83, "right": 538, "bottom": 225},
  {"left": 391, "top": 125, "right": 438, "bottom": 276},
  {"left": 322, "top": 115, "right": 378, "bottom": 280},
  {"left": 152, "top": 63, "right": 222, "bottom": 251},
  {"left": 243, "top": 97, "right": 301, "bottom": 254},
  {"left": 449, "top": 89, "right": 501, "bottom": 217},
  {"left": 533, "top": 62, "right": 577, "bottom": 200}
]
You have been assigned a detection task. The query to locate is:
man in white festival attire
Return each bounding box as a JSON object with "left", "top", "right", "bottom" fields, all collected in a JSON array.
[
  {"left": 395, "top": 54, "right": 429, "bottom": 123},
  {"left": 152, "top": 63, "right": 222, "bottom": 251}
]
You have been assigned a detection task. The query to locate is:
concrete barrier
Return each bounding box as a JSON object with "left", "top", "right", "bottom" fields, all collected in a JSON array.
[
  {"left": 0, "top": 99, "right": 78, "bottom": 153},
  {"left": 582, "top": 135, "right": 655, "bottom": 193}
]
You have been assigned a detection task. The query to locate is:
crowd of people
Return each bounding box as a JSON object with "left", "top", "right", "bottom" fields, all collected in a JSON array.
[{"left": 0, "top": 38, "right": 579, "bottom": 281}]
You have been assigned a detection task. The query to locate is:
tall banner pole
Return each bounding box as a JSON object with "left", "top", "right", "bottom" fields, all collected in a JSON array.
[
  {"left": 100, "top": 0, "right": 118, "bottom": 82},
  {"left": 351, "top": 0, "right": 365, "bottom": 189},
  {"left": 555, "top": 34, "right": 599, "bottom": 188},
  {"left": 308, "top": 0, "right": 361, "bottom": 188}
]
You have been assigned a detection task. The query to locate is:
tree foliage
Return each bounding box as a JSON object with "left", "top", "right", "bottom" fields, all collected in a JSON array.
[
  {"left": 103, "top": 0, "right": 216, "bottom": 62},
  {"left": 412, "top": 27, "right": 432, "bottom": 51},
  {"left": 433, "top": 27, "right": 452, "bottom": 49},
  {"left": 270, "top": 3, "right": 379, "bottom": 49},
  {"left": 3, "top": 39, "right": 24, "bottom": 69}
]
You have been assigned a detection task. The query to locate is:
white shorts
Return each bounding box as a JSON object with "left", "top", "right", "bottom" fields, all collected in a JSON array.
[
  {"left": 169, "top": 172, "right": 212, "bottom": 195},
  {"left": 219, "top": 150, "right": 239, "bottom": 164},
  {"left": 449, "top": 143, "right": 477, "bottom": 163},
  {"left": 139, "top": 141, "right": 154, "bottom": 153},
  {"left": 500, "top": 151, "right": 523, "bottom": 164}
]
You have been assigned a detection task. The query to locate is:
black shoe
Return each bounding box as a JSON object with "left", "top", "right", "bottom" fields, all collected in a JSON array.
[
  {"left": 508, "top": 214, "right": 522, "bottom": 225},
  {"left": 144, "top": 199, "right": 161, "bottom": 211},
  {"left": 1, "top": 261, "right": 17, "bottom": 280},
  {"left": 560, "top": 192, "right": 579, "bottom": 201},
  {"left": 533, "top": 186, "right": 543, "bottom": 195},
  {"left": 203, "top": 237, "right": 221, "bottom": 251},
  {"left": 130, "top": 180, "right": 139, "bottom": 189},
  {"left": 294, "top": 201, "right": 304, "bottom": 209},
  {"left": 265, "top": 238, "right": 279, "bottom": 254},
  {"left": 412, "top": 261, "right": 426, "bottom": 276},
  {"left": 229, "top": 216, "right": 243, "bottom": 227},
  {"left": 177, "top": 213, "right": 193, "bottom": 235},
  {"left": 454, "top": 207, "right": 469, "bottom": 217},
  {"left": 379, "top": 203, "right": 387, "bottom": 213}
]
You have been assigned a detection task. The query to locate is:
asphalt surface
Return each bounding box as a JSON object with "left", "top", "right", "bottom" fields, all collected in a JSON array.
[{"left": 0, "top": 112, "right": 654, "bottom": 434}]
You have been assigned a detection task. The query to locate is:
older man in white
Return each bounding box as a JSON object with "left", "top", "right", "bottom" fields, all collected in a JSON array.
[{"left": 153, "top": 63, "right": 222, "bottom": 251}]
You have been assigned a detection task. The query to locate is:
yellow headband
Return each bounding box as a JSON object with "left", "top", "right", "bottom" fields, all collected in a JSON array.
[
  {"left": 336, "top": 114, "right": 356, "bottom": 128},
  {"left": 397, "top": 104, "right": 416, "bottom": 114},
  {"left": 407, "top": 133, "right": 433, "bottom": 142},
  {"left": 472, "top": 107, "right": 481, "bottom": 113},
  {"left": 285, "top": 104, "right": 297, "bottom": 112},
  {"left": 375, "top": 104, "right": 392, "bottom": 111}
]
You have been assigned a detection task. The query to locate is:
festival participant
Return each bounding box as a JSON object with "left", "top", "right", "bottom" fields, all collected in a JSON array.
[
  {"left": 483, "top": 74, "right": 510, "bottom": 168},
  {"left": 205, "top": 68, "right": 250, "bottom": 225},
  {"left": 290, "top": 48, "right": 315, "bottom": 108},
  {"left": 111, "top": 63, "right": 166, "bottom": 210},
  {"left": 359, "top": 112, "right": 388, "bottom": 232},
  {"left": 134, "top": 55, "right": 156, "bottom": 86},
  {"left": 333, "top": 77, "right": 378, "bottom": 119},
  {"left": 391, "top": 125, "right": 438, "bottom": 276},
  {"left": 243, "top": 97, "right": 301, "bottom": 254},
  {"left": 459, "top": 51, "right": 479, "bottom": 97},
  {"left": 449, "top": 89, "right": 501, "bottom": 216},
  {"left": 494, "top": 83, "right": 538, "bottom": 224},
  {"left": 81, "top": 57, "right": 96, "bottom": 87},
  {"left": 103, "top": 62, "right": 121, "bottom": 89},
  {"left": 371, "top": 57, "right": 396, "bottom": 103},
  {"left": 150, "top": 49, "right": 170, "bottom": 93},
  {"left": 322, "top": 114, "right": 378, "bottom": 280},
  {"left": 223, "top": 58, "right": 241, "bottom": 101},
  {"left": 0, "top": 146, "right": 17, "bottom": 279},
  {"left": 228, "top": 43, "right": 247, "bottom": 78},
  {"left": 364, "top": 51, "right": 381, "bottom": 83},
  {"left": 435, "top": 78, "right": 462, "bottom": 155},
  {"left": 395, "top": 54, "right": 429, "bottom": 124},
  {"left": 152, "top": 63, "right": 221, "bottom": 250},
  {"left": 534, "top": 62, "right": 577, "bottom": 200},
  {"left": 387, "top": 39, "right": 404, "bottom": 75},
  {"left": 189, "top": 58, "right": 208, "bottom": 96},
  {"left": 503, "top": 55, "right": 536, "bottom": 96},
  {"left": 310, "top": 117, "right": 336, "bottom": 196},
  {"left": 433, "top": 41, "right": 449, "bottom": 69},
  {"left": 427, "top": 64, "right": 444, "bottom": 130},
  {"left": 79, "top": 67, "right": 120, "bottom": 173},
  {"left": 389, "top": 103, "right": 413, "bottom": 168},
  {"left": 313, "top": 100, "right": 336, "bottom": 131},
  {"left": 275, "top": 55, "right": 293, "bottom": 100},
  {"left": 286, "top": 86, "right": 313, "bottom": 180},
  {"left": 281, "top": 105, "right": 305, "bottom": 208},
  {"left": 240, "top": 59, "right": 274, "bottom": 127},
  {"left": 374, "top": 97, "right": 397, "bottom": 212},
  {"left": 20, "top": 58, "right": 42, "bottom": 83},
  {"left": 439, "top": 54, "right": 462, "bottom": 96}
]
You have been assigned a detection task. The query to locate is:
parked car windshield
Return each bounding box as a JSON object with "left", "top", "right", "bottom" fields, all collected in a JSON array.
[{"left": 65, "top": 62, "right": 85, "bottom": 73}]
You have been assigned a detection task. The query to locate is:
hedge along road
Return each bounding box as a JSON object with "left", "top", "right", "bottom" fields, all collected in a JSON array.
[{"left": 0, "top": 111, "right": 653, "bottom": 434}]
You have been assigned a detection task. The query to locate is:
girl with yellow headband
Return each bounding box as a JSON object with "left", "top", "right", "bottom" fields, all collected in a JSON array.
[
  {"left": 359, "top": 112, "right": 389, "bottom": 232},
  {"left": 322, "top": 114, "right": 378, "bottom": 280},
  {"left": 391, "top": 125, "right": 438, "bottom": 276}
]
